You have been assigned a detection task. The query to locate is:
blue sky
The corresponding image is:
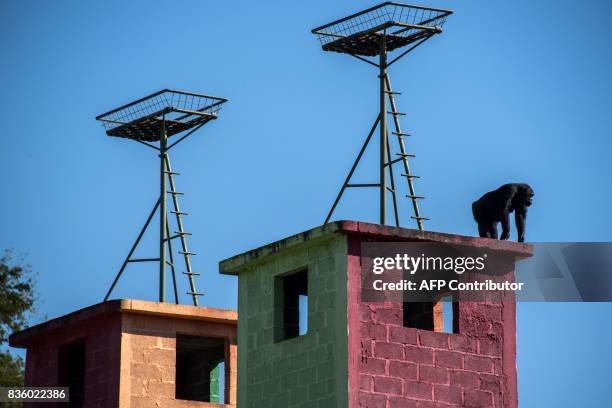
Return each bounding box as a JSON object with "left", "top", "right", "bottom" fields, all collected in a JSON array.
[{"left": 1, "top": 0, "right": 611, "bottom": 406}]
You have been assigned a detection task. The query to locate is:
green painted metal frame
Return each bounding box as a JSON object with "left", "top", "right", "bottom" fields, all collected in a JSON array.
[
  {"left": 97, "top": 90, "right": 227, "bottom": 305},
  {"left": 314, "top": 2, "right": 453, "bottom": 229}
]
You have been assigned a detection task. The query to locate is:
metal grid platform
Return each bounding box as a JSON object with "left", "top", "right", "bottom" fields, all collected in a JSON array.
[
  {"left": 312, "top": 2, "right": 452, "bottom": 56},
  {"left": 96, "top": 89, "right": 227, "bottom": 142}
]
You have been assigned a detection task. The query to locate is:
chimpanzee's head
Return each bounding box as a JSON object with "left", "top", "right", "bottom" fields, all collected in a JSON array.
[{"left": 517, "top": 183, "right": 534, "bottom": 207}]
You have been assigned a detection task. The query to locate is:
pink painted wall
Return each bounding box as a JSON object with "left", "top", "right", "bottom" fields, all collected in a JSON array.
[
  {"left": 22, "top": 312, "right": 122, "bottom": 408},
  {"left": 346, "top": 233, "right": 520, "bottom": 408},
  {"left": 11, "top": 300, "right": 237, "bottom": 408}
]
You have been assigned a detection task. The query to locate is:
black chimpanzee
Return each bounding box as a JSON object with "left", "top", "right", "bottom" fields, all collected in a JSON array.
[{"left": 472, "top": 183, "right": 534, "bottom": 242}]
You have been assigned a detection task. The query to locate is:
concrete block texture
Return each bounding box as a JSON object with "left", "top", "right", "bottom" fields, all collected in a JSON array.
[
  {"left": 235, "top": 234, "right": 349, "bottom": 408},
  {"left": 10, "top": 299, "right": 238, "bottom": 408},
  {"left": 219, "top": 221, "right": 531, "bottom": 408}
]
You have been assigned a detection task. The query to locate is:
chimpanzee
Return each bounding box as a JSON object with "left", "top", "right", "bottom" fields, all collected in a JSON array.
[{"left": 472, "top": 183, "right": 534, "bottom": 242}]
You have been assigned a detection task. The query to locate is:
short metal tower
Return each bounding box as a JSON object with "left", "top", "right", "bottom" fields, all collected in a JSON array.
[
  {"left": 312, "top": 2, "right": 452, "bottom": 229},
  {"left": 96, "top": 89, "right": 227, "bottom": 305}
]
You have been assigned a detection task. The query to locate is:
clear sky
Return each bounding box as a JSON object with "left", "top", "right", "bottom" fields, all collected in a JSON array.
[{"left": 1, "top": 0, "right": 611, "bottom": 406}]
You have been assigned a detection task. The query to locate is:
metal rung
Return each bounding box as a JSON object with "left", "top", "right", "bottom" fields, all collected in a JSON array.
[
  {"left": 183, "top": 271, "right": 201, "bottom": 276},
  {"left": 388, "top": 111, "right": 406, "bottom": 116},
  {"left": 165, "top": 261, "right": 174, "bottom": 267},
  {"left": 347, "top": 183, "right": 379, "bottom": 188},
  {"left": 171, "top": 211, "right": 188, "bottom": 216},
  {"left": 167, "top": 191, "right": 184, "bottom": 195},
  {"left": 406, "top": 195, "right": 425, "bottom": 199},
  {"left": 393, "top": 132, "right": 411, "bottom": 137},
  {"left": 396, "top": 153, "right": 416, "bottom": 158},
  {"left": 384, "top": 90, "right": 401, "bottom": 95},
  {"left": 187, "top": 291, "right": 204, "bottom": 296},
  {"left": 411, "top": 216, "right": 430, "bottom": 221},
  {"left": 174, "top": 231, "right": 192, "bottom": 236},
  {"left": 167, "top": 234, "right": 182, "bottom": 241},
  {"left": 401, "top": 174, "right": 420, "bottom": 179},
  {"left": 163, "top": 171, "right": 180, "bottom": 175},
  {"left": 179, "top": 251, "right": 196, "bottom": 256},
  {"left": 128, "top": 258, "right": 160, "bottom": 263}
]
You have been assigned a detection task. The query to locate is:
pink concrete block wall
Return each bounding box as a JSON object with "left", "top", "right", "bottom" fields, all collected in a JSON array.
[
  {"left": 346, "top": 234, "right": 519, "bottom": 408},
  {"left": 22, "top": 312, "right": 122, "bottom": 408}
]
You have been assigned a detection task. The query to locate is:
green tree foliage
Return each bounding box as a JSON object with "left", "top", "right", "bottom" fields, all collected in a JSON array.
[{"left": 0, "top": 250, "right": 36, "bottom": 388}]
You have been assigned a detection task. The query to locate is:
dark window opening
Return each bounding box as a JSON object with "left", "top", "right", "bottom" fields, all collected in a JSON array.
[
  {"left": 275, "top": 269, "right": 308, "bottom": 341},
  {"left": 176, "top": 335, "right": 226, "bottom": 403},
  {"left": 403, "top": 301, "right": 435, "bottom": 331},
  {"left": 403, "top": 295, "right": 457, "bottom": 333},
  {"left": 58, "top": 340, "right": 86, "bottom": 408}
]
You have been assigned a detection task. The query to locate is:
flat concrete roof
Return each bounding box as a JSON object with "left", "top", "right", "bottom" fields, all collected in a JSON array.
[
  {"left": 219, "top": 220, "right": 534, "bottom": 275},
  {"left": 10, "top": 299, "right": 237, "bottom": 348}
]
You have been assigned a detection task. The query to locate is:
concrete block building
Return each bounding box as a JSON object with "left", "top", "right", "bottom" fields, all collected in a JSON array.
[
  {"left": 9, "top": 220, "right": 531, "bottom": 408},
  {"left": 9, "top": 299, "right": 237, "bottom": 407},
  {"left": 220, "top": 221, "right": 532, "bottom": 408}
]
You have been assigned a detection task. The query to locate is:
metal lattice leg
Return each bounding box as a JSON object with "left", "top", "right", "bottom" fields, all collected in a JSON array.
[
  {"left": 159, "top": 118, "right": 167, "bottom": 302},
  {"left": 104, "top": 199, "right": 160, "bottom": 301},
  {"left": 165, "top": 219, "right": 179, "bottom": 304},
  {"left": 324, "top": 115, "right": 381, "bottom": 224},
  {"left": 385, "top": 129, "right": 400, "bottom": 227}
]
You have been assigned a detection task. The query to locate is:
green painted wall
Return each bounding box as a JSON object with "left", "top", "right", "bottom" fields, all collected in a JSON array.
[
  {"left": 210, "top": 362, "right": 220, "bottom": 403},
  {"left": 237, "top": 234, "right": 348, "bottom": 408}
]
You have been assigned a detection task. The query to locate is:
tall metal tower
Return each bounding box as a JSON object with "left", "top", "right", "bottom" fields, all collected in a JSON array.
[
  {"left": 312, "top": 2, "right": 452, "bottom": 229},
  {"left": 96, "top": 89, "right": 227, "bottom": 305}
]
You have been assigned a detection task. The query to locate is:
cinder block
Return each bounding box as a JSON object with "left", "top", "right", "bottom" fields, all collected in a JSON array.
[
  {"left": 358, "top": 392, "right": 386, "bottom": 408},
  {"left": 405, "top": 345, "right": 434, "bottom": 365},
  {"left": 360, "top": 374, "right": 374, "bottom": 391},
  {"left": 375, "top": 308, "right": 403, "bottom": 326},
  {"left": 449, "top": 334, "right": 478, "bottom": 353},
  {"left": 479, "top": 338, "right": 502, "bottom": 357},
  {"left": 479, "top": 373, "right": 502, "bottom": 394},
  {"left": 389, "top": 396, "right": 418, "bottom": 408},
  {"left": 404, "top": 381, "right": 433, "bottom": 400},
  {"left": 464, "top": 354, "right": 494, "bottom": 374},
  {"left": 419, "top": 365, "right": 449, "bottom": 384},
  {"left": 464, "top": 389, "right": 494, "bottom": 407},
  {"left": 373, "top": 376, "right": 402, "bottom": 395},
  {"left": 361, "top": 358, "right": 386, "bottom": 375},
  {"left": 450, "top": 369, "right": 480, "bottom": 388},
  {"left": 434, "top": 350, "right": 464, "bottom": 369},
  {"left": 388, "top": 361, "right": 417, "bottom": 380},
  {"left": 419, "top": 331, "right": 450, "bottom": 349},
  {"left": 434, "top": 384, "right": 463, "bottom": 404},
  {"left": 389, "top": 326, "right": 418, "bottom": 345},
  {"left": 308, "top": 381, "right": 329, "bottom": 400},
  {"left": 361, "top": 323, "right": 387, "bottom": 341},
  {"left": 374, "top": 342, "right": 404, "bottom": 360}
]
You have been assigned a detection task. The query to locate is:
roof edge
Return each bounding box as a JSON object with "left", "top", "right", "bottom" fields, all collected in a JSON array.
[
  {"left": 219, "top": 220, "right": 534, "bottom": 275},
  {"left": 219, "top": 222, "right": 343, "bottom": 275},
  {"left": 9, "top": 299, "right": 237, "bottom": 348}
]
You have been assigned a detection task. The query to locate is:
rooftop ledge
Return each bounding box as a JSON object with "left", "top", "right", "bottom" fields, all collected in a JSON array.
[
  {"left": 219, "top": 220, "right": 534, "bottom": 275},
  {"left": 9, "top": 299, "right": 237, "bottom": 348}
]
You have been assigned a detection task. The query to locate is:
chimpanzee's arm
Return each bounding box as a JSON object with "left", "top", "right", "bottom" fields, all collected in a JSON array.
[
  {"left": 515, "top": 208, "right": 527, "bottom": 242},
  {"left": 500, "top": 211, "right": 511, "bottom": 240}
]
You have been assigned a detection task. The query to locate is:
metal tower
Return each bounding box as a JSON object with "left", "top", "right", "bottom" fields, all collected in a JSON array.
[
  {"left": 96, "top": 89, "right": 227, "bottom": 305},
  {"left": 312, "top": 2, "right": 452, "bottom": 229}
]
